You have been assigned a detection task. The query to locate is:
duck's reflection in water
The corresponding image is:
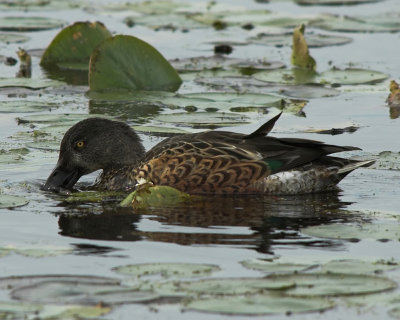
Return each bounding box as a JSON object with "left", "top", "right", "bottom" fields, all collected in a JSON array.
[{"left": 57, "top": 191, "right": 357, "bottom": 254}]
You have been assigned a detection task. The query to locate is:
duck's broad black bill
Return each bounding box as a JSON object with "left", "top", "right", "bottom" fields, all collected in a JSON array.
[{"left": 43, "top": 164, "right": 81, "bottom": 192}]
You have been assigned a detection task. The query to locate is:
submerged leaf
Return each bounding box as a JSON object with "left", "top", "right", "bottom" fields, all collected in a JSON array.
[
  {"left": 41, "top": 21, "right": 112, "bottom": 68},
  {"left": 89, "top": 35, "right": 182, "bottom": 92},
  {"left": 120, "top": 184, "right": 194, "bottom": 209},
  {"left": 291, "top": 24, "right": 316, "bottom": 71},
  {"left": 0, "top": 194, "right": 29, "bottom": 208}
]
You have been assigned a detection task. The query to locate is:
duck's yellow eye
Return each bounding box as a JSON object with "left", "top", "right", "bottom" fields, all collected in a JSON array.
[{"left": 76, "top": 141, "right": 85, "bottom": 148}]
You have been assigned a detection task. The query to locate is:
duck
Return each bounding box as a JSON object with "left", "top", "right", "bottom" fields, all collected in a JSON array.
[{"left": 43, "top": 113, "right": 374, "bottom": 195}]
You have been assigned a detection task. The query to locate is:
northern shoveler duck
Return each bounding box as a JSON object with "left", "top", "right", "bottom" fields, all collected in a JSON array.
[{"left": 43, "top": 113, "right": 374, "bottom": 194}]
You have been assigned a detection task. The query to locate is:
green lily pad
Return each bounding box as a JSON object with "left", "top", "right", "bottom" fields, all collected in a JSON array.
[
  {"left": 89, "top": 35, "right": 182, "bottom": 92},
  {"left": 311, "top": 13, "right": 400, "bottom": 33},
  {"left": 16, "top": 113, "right": 97, "bottom": 125},
  {"left": 0, "top": 194, "right": 29, "bottom": 208},
  {"left": 185, "top": 294, "right": 334, "bottom": 315},
  {"left": 0, "top": 148, "right": 29, "bottom": 164},
  {"left": 0, "top": 16, "right": 64, "bottom": 32},
  {"left": 321, "top": 259, "right": 399, "bottom": 274},
  {"left": 38, "top": 304, "right": 111, "bottom": 319},
  {"left": 249, "top": 32, "right": 352, "bottom": 48},
  {"left": 0, "top": 32, "right": 29, "bottom": 43},
  {"left": 241, "top": 259, "right": 316, "bottom": 273},
  {"left": 253, "top": 68, "right": 388, "bottom": 85},
  {"left": 120, "top": 184, "right": 194, "bottom": 209},
  {"left": 154, "top": 112, "right": 250, "bottom": 128},
  {"left": 370, "top": 151, "right": 400, "bottom": 171},
  {"left": 10, "top": 279, "right": 158, "bottom": 305},
  {"left": 0, "top": 100, "right": 57, "bottom": 113},
  {"left": 171, "top": 277, "right": 295, "bottom": 295},
  {"left": 3, "top": 244, "right": 72, "bottom": 258},
  {"left": 113, "top": 263, "right": 220, "bottom": 279},
  {"left": 295, "top": 0, "right": 381, "bottom": 5},
  {"left": 302, "top": 222, "right": 400, "bottom": 241},
  {"left": 25, "top": 140, "right": 60, "bottom": 151},
  {"left": 64, "top": 191, "right": 125, "bottom": 203},
  {"left": 267, "top": 273, "right": 397, "bottom": 297},
  {"left": 0, "top": 78, "right": 62, "bottom": 89},
  {"left": 41, "top": 21, "right": 112, "bottom": 68},
  {"left": 124, "top": 13, "right": 207, "bottom": 30}
]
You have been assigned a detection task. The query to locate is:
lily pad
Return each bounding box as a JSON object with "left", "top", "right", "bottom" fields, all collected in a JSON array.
[
  {"left": 120, "top": 184, "right": 194, "bottom": 209},
  {"left": 0, "top": 16, "right": 64, "bottom": 32},
  {"left": 0, "top": 100, "right": 57, "bottom": 113},
  {"left": 89, "top": 35, "right": 182, "bottom": 92},
  {"left": 16, "top": 113, "right": 97, "bottom": 125},
  {"left": 154, "top": 112, "right": 250, "bottom": 128},
  {"left": 267, "top": 273, "right": 397, "bottom": 297},
  {"left": 241, "top": 259, "right": 316, "bottom": 273},
  {"left": 371, "top": 151, "right": 400, "bottom": 171},
  {"left": 25, "top": 140, "right": 60, "bottom": 151},
  {"left": 321, "top": 259, "right": 399, "bottom": 274},
  {"left": 64, "top": 191, "right": 125, "bottom": 203},
  {"left": 302, "top": 222, "right": 400, "bottom": 241},
  {"left": 0, "top": 32, "right": 29, "bottom": 44},
  {"left": 124, "top": 13, "right": 206, "bottom": 30},
  {"left": 113, "top": 263, "right": 220, "bottom": 279},
  {"left": 311, "top": 13, "right": 400, "bottom": 33},
  {"left": 0, "top": 78, "right": 62, "bottom": 89},
  {"left": 0, "top": 194, "right": 29, "bottom": 208},
  {"left": 186, "top": 294, "right": 334, "bottom": 315},
  {"left": 249, "top": 32, "right": 352, "bottom": 48},
  {"left": 0, "top": 148, "right": 29, "bottom": 164},
  {"left": 295, "top": 0, "right": 381, "bottom": 5},
  {"left": 41, "top": 21, "right": 112, "bottom": 68},
  {"left": 11, "top": 279, "right": 158, "bottom": 305},
  {"left": 3, "top": 244, "right": 72, "bottom": 258}
]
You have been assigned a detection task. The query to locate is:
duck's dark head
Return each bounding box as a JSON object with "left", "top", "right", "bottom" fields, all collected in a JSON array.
[{"left": 43, "top": 118, "right": 145, "bottom": 192}]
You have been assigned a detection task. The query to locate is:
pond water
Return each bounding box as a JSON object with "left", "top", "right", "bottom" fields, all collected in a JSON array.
[{"left": 0, "top": 0, "right": 400, "bottom": 319}]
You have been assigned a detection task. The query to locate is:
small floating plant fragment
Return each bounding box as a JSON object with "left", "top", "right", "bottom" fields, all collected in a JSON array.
[
  {"left": 185, "top": 294, "right": 334, "bottom": 315},
  {"left": 0, "top": 16, "right": 64, "bottom": 31},
  {"left": 40, "top": 21, "right": 112, "bottom": 71},
  {"left": 301, "top": 222, "right": 400, "bottom": 241},
  {"left": 113, "top": 263, "right": 220, "bottom": 279},
  {"left": 291, "top": 24, "right": 316, "bottom": 71},
  {"left": 89, "top": 35, "right": 182, "bottom": 92},
  {"left": 387, "top": 80, "right": 400, "bottom": 108},
  {"left": 0, "top": 194, "right": 29, "bottom": 209},
  {"left": 120, "top": 184, "right": 194, "bottom": 209}
]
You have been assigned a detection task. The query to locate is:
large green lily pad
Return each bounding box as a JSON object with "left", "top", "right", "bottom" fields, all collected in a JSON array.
[
  {"left": 124, "top": 13, "right": 207, "bottom": 30},
  {"left": 185, "top": 294, "right": 334, "bottom": 315},
  {"left": 0, "top": 194, "right": 29, "bottom": 208},
  {"left": 154, "top": 111, "right": 250, "bottom": 128},
  {"left": 266, "top": 273, "right": 397, "bottom": 297},
  {"left": 240, "top": 259, "right": 316, "bottom": 273},
  {"left": 41, "top": 21, "right": 112, "bottom": 68},
  {"left": 302, "top": 222, "right": 400, "bottom": 241},
  {"left": 0, "top": 78, "right": 62, "bottom": 89},
  {"left": 89, "top": 35, "right": 182, "bottom": 92},
  {"left": 113, "top": 263, "right": 220, "bottom": 279},
  {"left": 0, "top": 16, "right": 64, "bottom": 31}
]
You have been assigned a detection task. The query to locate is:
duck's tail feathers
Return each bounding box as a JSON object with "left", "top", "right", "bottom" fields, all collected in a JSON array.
[
  {"left": 337, "top": 159, "right": 375, "bottom": 175},
  {"left": 244, "top": 112, "right": 282, "bottom": 139}
]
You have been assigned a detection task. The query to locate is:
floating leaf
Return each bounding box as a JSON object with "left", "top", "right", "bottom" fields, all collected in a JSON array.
[
  {"left": 89, "top": 35, "right": 182, "bottom": 92},
  {"left": 295, "top": 0, "right": 382, "bottom": 5},
  {"left": 0, "top": 78, "right": 62, "bottom": 89},
  {"left": 3, "top": 244, "right": 72, "bottom": 258},
  {"left": 321, "top": 259, "right": 399, "bottom": 274},
  {"left": 0, "top": 16, "right": 64, "bottom": 31},
  {"left": 390, "top": 307, "right": 400, "bottom": 319},
  {"left": 186, "top": 294, "right": 334, "bottom": 315},
  {"left": 154, "top": 111, "right": 250, "bottom": 128},
  {"left": 291, "top": 24, "right": 316, "bottom": 71},
  {"left": 0, "top": 194, "right": 29, "bottom": 208},
  {"left": 241, "top": 259, "right": 316, "bottom": 273},
  {"left": 0, "top": 100, "right": 57, "bottom": 113},
  {"left": 120, "top": 184, "right": 193, "bottom": 209},
  {"left": 0, "top": 32, "right": 29, "bottom": 43},
  {"left": 16, "top": 113, "right": 102, "bottom": 125},
  {"left": 41, "top": 21, "right": 112, "bottom": 69},
  {"left": 273, "top": 273, "right": 396, "bottom": 296},
  {"left": 0, "top": 148, "right": 29, "bottom": 164},
  {"left": 248, "top": 32, "right": 352, "bottom": 48},
  {"left": 64, "top": 191, "right": 125, "bottom": 203},
  {"left": 113, "top": 263, "right": 220, "bottom": 279},
  {"left": 124, "top": 13, "right": 206, "bottom": 30},
  {"left": 302, "top": 222, "right": 400, "bottom": 241},
  {"left": 370, "top": 151, "right": 400, "bottom": 171}
]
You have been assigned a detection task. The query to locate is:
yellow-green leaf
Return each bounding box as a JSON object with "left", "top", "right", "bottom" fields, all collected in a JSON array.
[{"left": 291, "top": 24, "right": 316, "bottom": 71}]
